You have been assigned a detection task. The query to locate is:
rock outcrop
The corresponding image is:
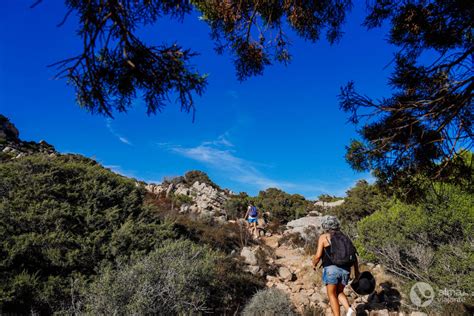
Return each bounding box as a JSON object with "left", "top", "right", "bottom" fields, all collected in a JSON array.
[
  {"left": 0, "top": 115, "right": 56, "bottom": 160},
  {"left": 285, "top": 215, "right": 326, "bottom": 240},
  {"left": 314, "top": 199, "right": 345, "bottom": 208},
  {"left": 145, "top": 177, "right": 232, "bottom": 218}
]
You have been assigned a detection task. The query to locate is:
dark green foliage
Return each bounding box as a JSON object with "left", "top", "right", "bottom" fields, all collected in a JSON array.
[
  {"left": 0, "top": 114, "right": 19, "bottom": 142},
  {"left": 340, "top": 0, "right": 473, "bottom": 191},
  {"left": 224, "top": 192, "right": 251, "bottom": 220},
  {"left": 225, "top": 187, "right": 317, "bottom": 223},
  {"left": 169, "top": 192, "right": 194, "bottom": 207},
  {"left": 47, "top": 0, "right": 206, "bottom": 118},
  {"left": 330, "top": 180, "right": 385, "bottom": 236},
  {"left": 254, "top": 188, "right": 313, "bottom": 223},
  {"left": 36, "top": 1, "right": 351, "bottom": 116},
  {"left": 0, "top": 153, "right": 266, "bottom": 314},
  {"left": 184, "top": 170, "right": 220, "bottom": 189},
  {"left": 0, "top": 154, "right": 175, "bottom": 314},
  {"left": 317, "top": 194, "right": 343, "bottom": 203},
  {"left": 357, "top": 184, "right": 474, "bottom": 306}
]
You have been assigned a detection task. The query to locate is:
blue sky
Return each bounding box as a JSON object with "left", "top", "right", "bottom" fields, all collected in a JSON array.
[{"left": 0, "top": 1, "right": 397, "bottom": 199}]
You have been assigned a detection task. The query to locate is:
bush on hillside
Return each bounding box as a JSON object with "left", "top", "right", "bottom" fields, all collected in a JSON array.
[
  {"left": 242, "top": 288, "right": 297, "bottom": 316},
  {"left": 329, "top": 180, "right": 385, "bottom": 237},
  {"left": 317, "top": 194, "right": 343, "bottom": 203},
  {"left": 255, "top": 188, "right": 314, "bottom": 223},
  {"left": 184, "top": 170, "right": 220, "bottom": 189},
  {"left": 357, "top": 184, "right": 474, "bottom": 308},
  {"left": 0, "top": 155, "right": 175, "bottom": 314},
  {"left": 83, "top": 239, "right": 221, "bottom": 314},
  {"left": 146, "top": 196, "right": 256, "bottom": 252},
  {"left": 224, "top": 192, "right": 250, "bottom": 219}
]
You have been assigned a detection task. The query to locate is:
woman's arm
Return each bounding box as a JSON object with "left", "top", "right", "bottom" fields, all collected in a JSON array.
[{"left": 312, "top": 235, "right": 326, "bottom": 267}]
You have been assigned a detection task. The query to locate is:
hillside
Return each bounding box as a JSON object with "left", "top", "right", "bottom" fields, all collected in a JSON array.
[{"left": 0, "top": 115, "right": 472, "bottom": 315}]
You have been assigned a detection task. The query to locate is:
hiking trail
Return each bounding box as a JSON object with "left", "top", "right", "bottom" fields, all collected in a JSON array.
[{"left": 239, "top": 229, "right": 418, "bottom": 316}]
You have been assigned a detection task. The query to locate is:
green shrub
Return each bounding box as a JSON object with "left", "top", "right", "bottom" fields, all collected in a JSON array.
[
  {"left": 242, "top": 288, "right": 297, "bottom": 316},
  {"left": 317, "top": 194, "right": 343, "bottom": 203},
  {"left": 171, "top": 213, "right": 255, "bottom": 252},
  {"left": 170, "top": 192, "right": 194, "bottom": 206},
  {"left": 224, "top": 192, "right": 250, "bottom": 219},
  {"left": 330, "top": 180, "right": 385, "bottom": 238},
  {"left": 184, "top": 170, "right": 220, "bottom": 189},
  {"left": 84, "top": 239, "right": 264, "bottom": 315},
  {"left": 225, "top": 188, "right": 316, "bottom": 223},
  {"left": 83, "top": 239, "right": 221, "bottom": 315},
  {"left": 357, "top": 184, "right": 474, "bottom": 306},
  {"left": 254, "top": 188, "right": 313, "bottom": 223},
  {"left": 0, "top": 155, "right": 175, "bottom": 314}
]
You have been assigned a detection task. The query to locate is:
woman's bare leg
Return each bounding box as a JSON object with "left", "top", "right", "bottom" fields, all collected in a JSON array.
[
  {"left": 337, "top": 283, "right": 351, "bottom": 311},
  {"left": 326, "top": 284, "right": 340, "bottom": 316}
]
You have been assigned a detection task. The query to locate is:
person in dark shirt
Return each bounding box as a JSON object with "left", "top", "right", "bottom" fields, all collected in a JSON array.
[{"left": 312, "top": 216, "right": 359, "bottom": 316}]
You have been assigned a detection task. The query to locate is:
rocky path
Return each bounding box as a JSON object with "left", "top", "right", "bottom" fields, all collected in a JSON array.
[
  {"left": 260, "top": 234, "right": 335, "bottom": 314},
  {"left": 246, "top": 234, "right": 419, "bottom": 316}
]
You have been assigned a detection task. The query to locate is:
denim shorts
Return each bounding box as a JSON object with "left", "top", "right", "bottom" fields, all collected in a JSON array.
[
  {"left": 322, "top": 265, "right": 350, "bottom": 285},
  {"left": 247, "top": 217, "right": 258, "bottom": 224}
]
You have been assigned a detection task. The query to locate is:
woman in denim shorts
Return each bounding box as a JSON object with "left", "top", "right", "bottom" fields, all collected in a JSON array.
[{"left": 312, "top": 216, "right": 359, "bottom": 316}]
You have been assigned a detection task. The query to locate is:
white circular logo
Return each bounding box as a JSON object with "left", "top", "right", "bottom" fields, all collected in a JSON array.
[{"left": 410, "top": 282, "right": 435, "bottom": 307}]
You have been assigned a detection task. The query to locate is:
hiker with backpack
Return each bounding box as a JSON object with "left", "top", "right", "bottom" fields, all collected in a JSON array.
[
  {"left": 244, "top": 203, "right": 259, "bottom": 237},
  {"left": 312, "top": 216, "right": 359, "bottom": 316}
]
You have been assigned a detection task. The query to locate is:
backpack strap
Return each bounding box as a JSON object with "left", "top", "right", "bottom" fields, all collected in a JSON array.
[{"left": 322, "top": 234, "right": 331, "bottom": 262}]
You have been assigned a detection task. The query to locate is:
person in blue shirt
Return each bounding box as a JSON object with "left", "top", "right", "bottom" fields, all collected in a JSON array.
[{"left": 244, "top": 202, "right": 259, "bottom": 236}]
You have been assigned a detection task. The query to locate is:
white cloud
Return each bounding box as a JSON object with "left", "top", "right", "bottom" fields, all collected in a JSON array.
[
  {"left": 159, "top": 134, "right": 360, "bottom": 198},
  {"left": 106, "top": 119, "right": 133, "bottom": 146},
  {"left": 118, "top": 137, "right": 132, "bottom": 145}
]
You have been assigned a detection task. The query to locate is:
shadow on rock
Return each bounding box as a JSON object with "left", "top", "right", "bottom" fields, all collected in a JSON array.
[{"left": 355, "top": 281, "right": 401, "bottom": 315}]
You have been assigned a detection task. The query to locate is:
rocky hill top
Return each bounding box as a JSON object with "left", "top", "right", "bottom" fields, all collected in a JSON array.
[
  {"left": 0, "top": 115, "right": 56, "bottom": 160},
  {"left": 145, "top": 170, "right": 235, "bottom": 221}
]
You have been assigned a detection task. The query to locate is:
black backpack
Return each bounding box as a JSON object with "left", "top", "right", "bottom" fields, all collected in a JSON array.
[{"left": 326, "top": 231, "right": 357, "bottom": 266}]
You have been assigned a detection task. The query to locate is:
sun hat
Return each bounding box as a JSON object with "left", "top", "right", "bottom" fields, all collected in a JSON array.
[
  {"left": 351, "top": 271, "right": 376, "bottom": 295},
  {"left": 321, "top": 215, "right": 341, "bottom": 231}
]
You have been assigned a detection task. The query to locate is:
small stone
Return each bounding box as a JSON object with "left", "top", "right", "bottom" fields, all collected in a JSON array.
[
  {"left": 240, "top": 247, "right": 258, "bottom": 265},
  {"left": 409, "top": 312, "right": 427, "bottom": 316},
  {"left": 266, "top": 275, "right": 278, "bottom": 282},
  {"left": 369, "top": 309, "right": 389, "bottom": 316},
  {"left": 278, "top": 266, "right": 293, "bottom": 281},
  {"left": 291, "top": 284, "right": 303, "bottom": 293},
  {"left": 292, "top": 293, "right": 310, "bottom": 307},
  {"left": 310, "top": 292, "right": 322, "bottom": 302},
  {"left": 275, "top": 283, "right": 289, "bottom": 292}
]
